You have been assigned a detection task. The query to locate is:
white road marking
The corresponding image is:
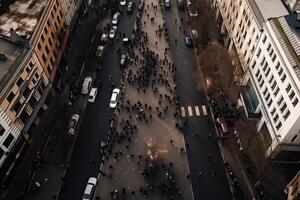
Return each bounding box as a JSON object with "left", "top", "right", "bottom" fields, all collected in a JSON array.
[
  {"left": 181, "top": 107, "right": 186, "bottom": 117},
  {"left": 195, "top": 106, "right": 200, "bottom": 116},
  {"left": 187, "top": 106, "right": 193, "bottom": 116},
  {"left": 202, "top": 105, "right": 207, "bottom": 115}
]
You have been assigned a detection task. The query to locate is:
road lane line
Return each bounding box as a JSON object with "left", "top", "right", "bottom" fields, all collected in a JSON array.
[
  {"left": 195, "top": 106, "right": 200, "bottom": 116},
  {"left": 181, "top": 107, "right": 186, "bottom": 117},
  {"left": 187, "top": 106, "right": 193, "bottom": 116},
  {"left": 202, "top": 105, "right": 207, "bottom": 115}
]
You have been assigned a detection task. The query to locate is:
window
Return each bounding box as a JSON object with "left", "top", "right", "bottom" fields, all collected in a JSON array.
[
  {"left": 267, "top": 43, "right": 271, "bottom": 51},
  {"left": 271, "top": 81, "right": 277, "bottom": 90},
  {"left": 0, "top": 148, "right": 4, "bottom": 160},
  {"left": 278, "top": 68, "right": 283, "bottom": 76},
  {"left": 277, "top": 96, "right": 284, "bottom": 106},
  {"left": 42, "top": 54, "right": 47, "bottom": 63},
  {"left": 262, "top": 35, "right": 267, "bottom": 43},
  {"left": 48, "top": 37, "right": 53, "bottom": 46},
  {"left": 258, "top": 74, "right": 262, "bottom": 82},
  {"left": 47, "top": 64, "right": 52, "bottom": 74},
  {"left": 273, "top": 114, "right": 279, "bottom": 122},
  {"left": 268, "top": 75, "right": 274, "bottom": 84},
  {"left": 267, "top": 99, "right": 272, "bottom": 107},
  {"left": 275, "top": 62, "right": 280, "bottom": 70},
  {"left": 16, "top": 77, "right": 24, "bottom": 87},
  {"left": 291, "top": 135, "right": 298, "bottom": 142},
  {"left": 289, "top": 91, "right": 295, "bottom": 100},
  {"left": 6, "top": 92, "right": 14, "bottom": 102},
  {"left": 281, "top": 74, "right": 286, "bottom": 82},
  {"left": 286, "top": 84, "right": 292, "bottom": 93},
  {"left": 0, "top": 125, "right": 5, "bottom": 136},
  {"left": 265, "top": 93, "right": 270, "bottom": 101},
  {"left": 272, "top": 54, "right": 277, "bottom": 62},
  {"left": 45, "top": 45, "right": 50, "bottom": 54},
  {"left": 50, "top": 57, "right": 55, "bottom": 65},
  {"left": 265, "top": 67, "right": 271, "bottom": 77},
  {"left": 292, "top": 98, "right": 299, "bottom": 107},
  {"left": 37, "top": 43, "right": 41, "bottom": 51},
  {"left": 3, "top": 134, "right": 14, "bottom": 149},
  {"left": 271, "top": 108, "right": 276, "bottom": 116},
  {"left": 251, "top": 60, "right": 256, "bottom": 69},
  {"left": 284, "top": 110, "right": 290, "bottom": 120},
  {"left": 274, "top": 87, "right": 279, "bottom": 96},
  {"left": 23, "top": 87, "right": 31, "bottom": 98},
  {"left": 259, "top": 80, "right": 264, "bottom": 88},
  {"left": 261, "top": 56, "right": 266, "bottom": 65},
  {"left": 280, "top": 103, "right": 287, "bottom": 113},
  {"left": 276, "top": 122, "right": 282, "bottom": 130},
  {"left": 41, "top": 34, "right": 45, "bottom": 42}
]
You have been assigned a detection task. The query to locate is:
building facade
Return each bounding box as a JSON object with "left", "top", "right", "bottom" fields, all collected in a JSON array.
[
  {"left": 58, "top": 0, "right": 77, "bottom": 27},
  {"left": 283, "top": 0, "right": 300, "bottom": 12},
  {"left": 212, "top": 0, "right": 300, "bottom": 159},
  {"left": 0, "top": 0, "right": 68, "bottom": 185},
  {"left": 285, "top": 171, "right": 300, "bottom": 200}
]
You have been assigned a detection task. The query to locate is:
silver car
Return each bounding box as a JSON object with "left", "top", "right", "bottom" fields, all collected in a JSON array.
[
  {"left": 109, "top": 26, "right": 117, "bottom": 39},
  {"left": 110, "top": 88, "right": 120, "bottom": 108}
]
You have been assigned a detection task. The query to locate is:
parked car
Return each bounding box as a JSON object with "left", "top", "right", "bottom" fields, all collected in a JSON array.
[
  {"left": 120, "top": 54, "right": 127, "bottom": 66},
  {"left": 112, "top": 12, "right": 120, "bottom": 25},
  {"left": 82, "top": 177, "right": 97, "bottom": 200},
  {"left": 185, "top": 36, "right": 193, "bottom": 47},
  {"left": 109, "top": 26, "right": 117, "bottom": 39},
  {"left": 88, "top": 87, "right": 98, "bottom": 103},
  {"left": 127, "top": 1, "right": 133, "bottom": 13},
  {"left": 110, "top": 88, "right": 120, "bottom": 108},
  {"left": 216, "top": 117, "right": 230, "bottom": 139},
  {"left": 120, "top": 0, "right": 126, "bottom": 6},
  {"left": 165, "top": 0, "right": 171, "bottom": 8},
  {"left": 96, "top": 45, "right": 104, "bottom": 57},
  {"left": 81, "top": 77, "right": 92, "bottom": 95},
  {"left": 100, "top": 33, "right": 108, "bottom": 43},
  {"left": 68, "top": 114, "right": 80, "bottom": 135}
]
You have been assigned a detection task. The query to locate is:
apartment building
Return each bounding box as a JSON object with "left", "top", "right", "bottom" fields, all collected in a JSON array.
[
  {"left": 285, "top": 171, "right": 300, "bottom": 200},
  {"left": 212, "top": 0, "right": 300, "bottom": 160},
  {"left": 0, "top": 0, "right": 68, "bottom": 185},
  {"left": 212, "top": 0, "right": 288, "bottom": 71}
]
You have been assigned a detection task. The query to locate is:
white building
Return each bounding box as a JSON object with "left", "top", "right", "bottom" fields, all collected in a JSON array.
[
  {"left": 212, "top": 0, "right": 300, "bottom": 159},
  {"left": 242, "top": 16, "right": 300, "bottom": 159}
]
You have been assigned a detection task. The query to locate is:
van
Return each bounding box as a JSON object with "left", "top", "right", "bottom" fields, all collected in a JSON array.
[
  {"left": 216, "top": 117, "right": 230, "bottom": 139},
  {"left": 81, "top": 77, "right": 92, "bottom": 95}
]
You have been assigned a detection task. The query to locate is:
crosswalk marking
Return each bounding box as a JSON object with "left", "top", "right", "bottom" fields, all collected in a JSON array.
[
  {"left": 180, "top": 105, "right": 208, "bottom": 117},
  {"left": 202, "top": 105, "right": 207, "bottom": 115},
  {"left": 195, "top": 106, "right": 200, "bottom": 116},
  {"left": 181, "top": 107, "right": 186, "bottom": 117},
  {"left": 187, "top": 106, "right": 193, "bottom": 116}
]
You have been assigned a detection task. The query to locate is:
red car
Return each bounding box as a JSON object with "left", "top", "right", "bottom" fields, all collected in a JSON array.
[{"left": 216, "top": 117, "right": 230, "bottom": 139}]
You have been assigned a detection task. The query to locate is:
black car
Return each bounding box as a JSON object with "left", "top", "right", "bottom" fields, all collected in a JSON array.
[{"left": 127, "top": 2, "right": 133, "bottom": 14}]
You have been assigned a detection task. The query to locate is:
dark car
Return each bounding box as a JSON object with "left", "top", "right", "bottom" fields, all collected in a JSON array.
[
  {"left": 185, "top": 36, "right": 193, "bottom": 47},
  {"left": 127, "top": 2, "right": 133, "bottom": 13}
]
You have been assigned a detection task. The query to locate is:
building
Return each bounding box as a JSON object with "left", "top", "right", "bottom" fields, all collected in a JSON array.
[
  {"left": 212, "top": 0, "right": 300, "bottom": 160},
  {"left": 0, "top": 0, "right": 68, "bottom": 186},
  {"left": 285, "top": 171, "right": 300, "bottom": 200},
  {"left": 282, "top": 0, "right": 300, "bottom": 12},
  {"left": 58, "top": 0, "right": 77, "bottom": 28}
]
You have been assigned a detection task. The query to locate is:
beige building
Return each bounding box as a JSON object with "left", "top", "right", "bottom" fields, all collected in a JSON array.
[
  {"left": 285, "top": 171, "right": 300, "bottom": 200},
  {"left": 58, "top": 0, "right": 77, "bottom": 27},
  {"left": 0, "top": 0, "right": 68, "bottom": 183}
]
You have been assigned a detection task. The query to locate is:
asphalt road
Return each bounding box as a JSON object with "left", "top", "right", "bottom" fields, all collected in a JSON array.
[
  {"left": 162, "top": 2, "right": 233, "bottom": 200},
  {"left": 58, "top": 3, "right": 140, "bottom": 200}
]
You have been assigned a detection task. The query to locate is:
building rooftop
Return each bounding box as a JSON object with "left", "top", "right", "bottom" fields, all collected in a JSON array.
[
  {"left": 0, "top": 37, "right": 28, "bottom": 97},
  {"left": 0, "top": 0, "right": 48, "bottom": 40},
  {"left": 248, "top": 0, "right": 289, "bottom": 28}
]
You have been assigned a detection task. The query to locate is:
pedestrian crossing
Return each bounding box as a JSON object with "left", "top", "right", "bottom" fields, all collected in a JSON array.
[{"left": 180, "top": 105, "right": 209, "bottom": 117}]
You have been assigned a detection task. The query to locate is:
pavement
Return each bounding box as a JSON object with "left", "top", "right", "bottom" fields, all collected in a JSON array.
[{"left": 95, "top": 0, "right": 193, "bottom": 199}]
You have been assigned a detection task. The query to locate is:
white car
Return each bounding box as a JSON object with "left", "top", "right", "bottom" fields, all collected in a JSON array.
[
  {"left": 88, "top": 87, "right": 98, "bottom": 103},
  {"left": 120, "top": 0, "right": 126, "bottom": 6},
  {"left": 109, "top": 26, "right": 117, "bottom": 39},
  {"left": 81, "top": 77, "right": 92, "bottom": 95},
  {"left": 110, "top": 88, "right": 120, "bottom": 108},
  {"left": 96, "top": 45, "right": 104, "bottom": 57},
  {"left": 112, "top": 12, "right": 120, "bottom": 25},
  {"left": 68, "top": 114, "right": 80, "bottom": 135},
  {"left": 82, "top": 177, "right": 97, "bottom": 200},
  {"left": 120, "top": 54, "right": 127, "bottom": 66},
  {"left": 100, "top": 33, "right": 108, "bottom": 43}
]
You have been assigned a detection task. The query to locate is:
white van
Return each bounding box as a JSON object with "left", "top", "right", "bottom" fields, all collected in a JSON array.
[{"left": 81, "top": 77, "right": 92, "bottom": 95}]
